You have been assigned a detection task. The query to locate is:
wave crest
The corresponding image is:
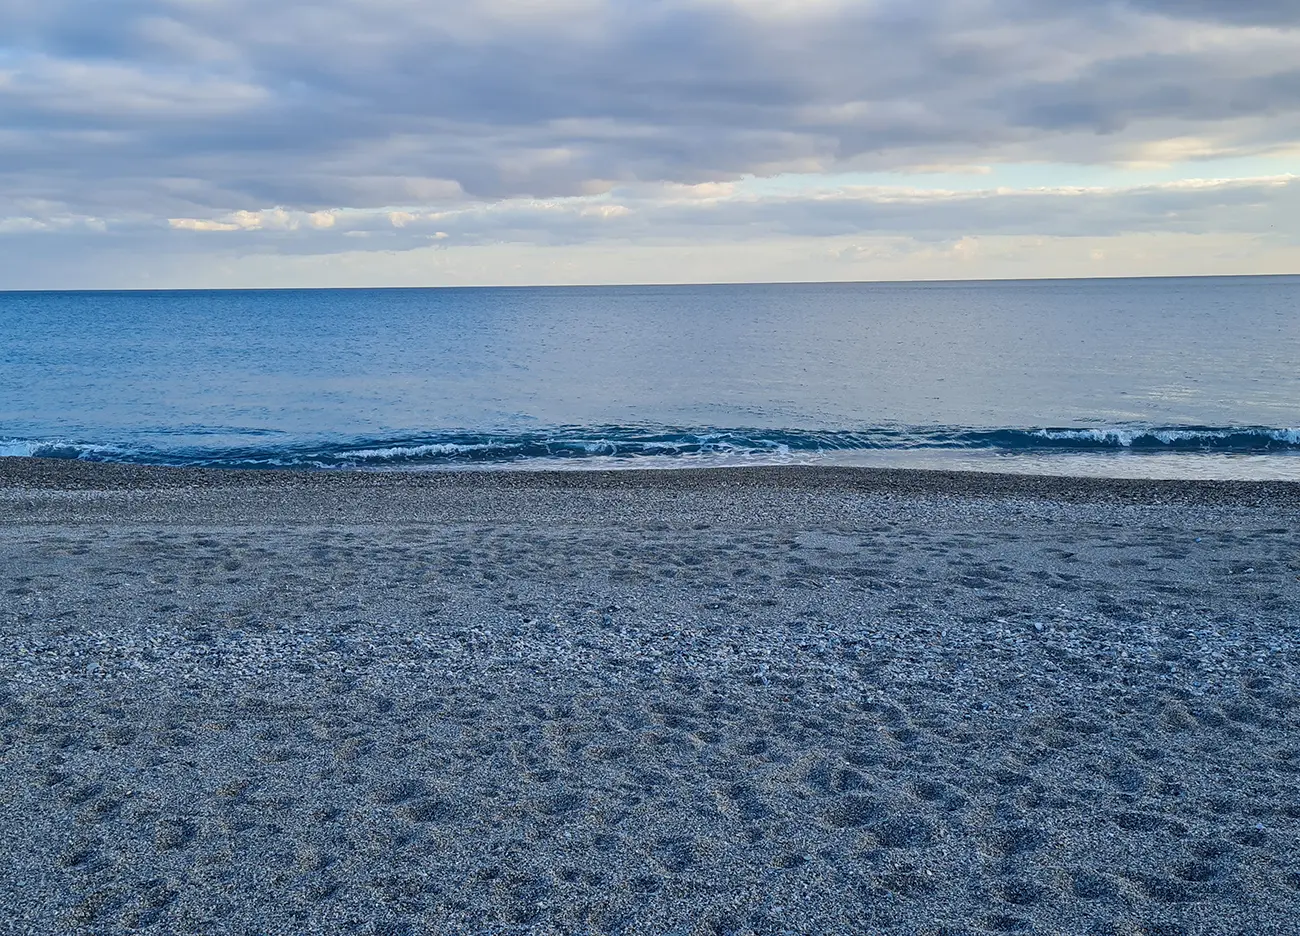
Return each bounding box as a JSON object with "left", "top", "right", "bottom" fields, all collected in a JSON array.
[{"left": 3, "top": 424, "right": 1299, "bottom": 469}]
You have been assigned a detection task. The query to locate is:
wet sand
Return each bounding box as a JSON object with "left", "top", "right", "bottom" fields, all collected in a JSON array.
[{"left": 2, "top": 459, "right": 1298, "bottom": 935}]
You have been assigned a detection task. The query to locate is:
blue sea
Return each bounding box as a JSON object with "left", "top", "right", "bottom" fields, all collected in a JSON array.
[{"left": 2, "top": 277, "right": 1298, "bottom": 479}]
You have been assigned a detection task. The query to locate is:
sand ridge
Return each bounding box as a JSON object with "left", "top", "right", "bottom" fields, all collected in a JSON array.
[{"left": 1, "top": 462, "right": 1298, "bottom": 934}]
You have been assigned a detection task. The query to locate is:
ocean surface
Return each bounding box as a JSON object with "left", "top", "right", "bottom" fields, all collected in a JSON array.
[{"left": 2, "top": 277, "right": 1298, "bottom": 479}]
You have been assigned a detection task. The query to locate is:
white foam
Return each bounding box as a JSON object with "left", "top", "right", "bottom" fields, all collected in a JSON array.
[
  {"left": 0, "top": 438, "right": 126, "bottom": 459},
  {"left": 340, "top": 441, "right": 523, "bottom": 461},
  {"left": 1031, "top": 427, "right": 1300, "bottom": 448}
]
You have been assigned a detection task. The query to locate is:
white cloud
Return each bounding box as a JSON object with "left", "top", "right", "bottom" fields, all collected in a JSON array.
[
  {"left": 169, "top": 218, "right": 242, "bottom": 232},
  {"left": 579, "top": 204, "right": 631, "bottom": 219},
  {"left": 169, "top": 207, "right": 306, "bottom": 231}
]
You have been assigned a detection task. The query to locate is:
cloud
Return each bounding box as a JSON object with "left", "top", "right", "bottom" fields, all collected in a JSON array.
[
  {"left": 1, "top": 0, "right": 1298, "bottom": 221},
  {"left": 169, "top": 217, "right": 241, "bottom": 232},
  {"left": 168, "top": 207, "right": 300, "bottom": 231},
  {"left": 120, "top": 174, "right": 1300, "bottom": 256},
  {"left": 1120, "top": 0, "right": 1300, "bottom": 27},
  {"left": 0, "top": 0, "right": 1297, "bottom": 286}
]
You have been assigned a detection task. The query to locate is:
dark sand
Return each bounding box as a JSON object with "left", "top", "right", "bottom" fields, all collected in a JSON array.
[{"left": 2, "top": 459, "right": 1298, "bottom": 935}]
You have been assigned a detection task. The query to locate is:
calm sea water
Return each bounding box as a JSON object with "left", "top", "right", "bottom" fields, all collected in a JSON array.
[{"left": 2, "top": 277, "right": 1298, "bottom": 478}]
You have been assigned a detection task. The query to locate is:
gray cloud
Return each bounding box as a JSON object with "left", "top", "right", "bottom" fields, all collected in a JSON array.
[
  {"left": 6, "top": 176, "right": 1298, "bottom": 289},
  {"left": 1, "top": 0, "right": 1299, "bottom": 228},
  {"left": 1121, "top": 0, "right": 1300, "bottom": 26},
  {"left": 124, "top": 175, "right": 1300, "bottom": 254}
]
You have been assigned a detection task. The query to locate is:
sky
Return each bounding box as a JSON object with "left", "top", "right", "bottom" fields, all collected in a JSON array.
[{"left": 1, "top": 0, "right": 1298, "bottom": 288}]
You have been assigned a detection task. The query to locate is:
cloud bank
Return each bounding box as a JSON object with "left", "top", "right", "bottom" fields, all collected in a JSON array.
[{"left": 0, "top": 0, "right": 1297, "bottom": 284}]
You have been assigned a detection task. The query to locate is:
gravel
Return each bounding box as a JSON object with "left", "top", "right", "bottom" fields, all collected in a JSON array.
[{"left": 1, "top": 460, "right": 1298, "bottom": 934}]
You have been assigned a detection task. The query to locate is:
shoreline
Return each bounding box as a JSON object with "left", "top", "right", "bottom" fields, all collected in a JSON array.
[{"left": 4, "top": 455, "right": 1300, "bottom": 504}]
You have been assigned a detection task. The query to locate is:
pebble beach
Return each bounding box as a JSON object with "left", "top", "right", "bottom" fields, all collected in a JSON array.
[{"left": 2, "top": 459, "right": 1298, "bottom": 935}]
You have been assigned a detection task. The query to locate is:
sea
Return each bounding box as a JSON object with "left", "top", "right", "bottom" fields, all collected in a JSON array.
[{"left": 2, "top": 276, "right": 1297, "bottom": 480}]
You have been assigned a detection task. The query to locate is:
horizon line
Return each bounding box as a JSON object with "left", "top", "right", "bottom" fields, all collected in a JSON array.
[{"left": 2, "top": 271, "right": 1296, "bottom": 294}]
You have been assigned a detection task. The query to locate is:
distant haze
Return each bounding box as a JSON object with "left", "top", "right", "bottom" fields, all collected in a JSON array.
[{"left": 1, "top": 0, "right": 1298, "bottom": 288}]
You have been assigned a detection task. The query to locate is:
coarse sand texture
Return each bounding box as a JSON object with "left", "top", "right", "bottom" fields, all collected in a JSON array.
[{"left": 1, "top": 461, "right": 1298, "bottom": 935}]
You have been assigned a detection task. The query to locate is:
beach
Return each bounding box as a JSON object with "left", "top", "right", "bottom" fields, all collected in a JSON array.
[{"left": 2, "top": 459, "right": 1298, "bottom": 935}]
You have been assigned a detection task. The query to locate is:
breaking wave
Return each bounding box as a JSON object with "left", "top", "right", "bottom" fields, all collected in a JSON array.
[{"left": 3, "top": 424, "right": 1300, "bottom": 470}]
